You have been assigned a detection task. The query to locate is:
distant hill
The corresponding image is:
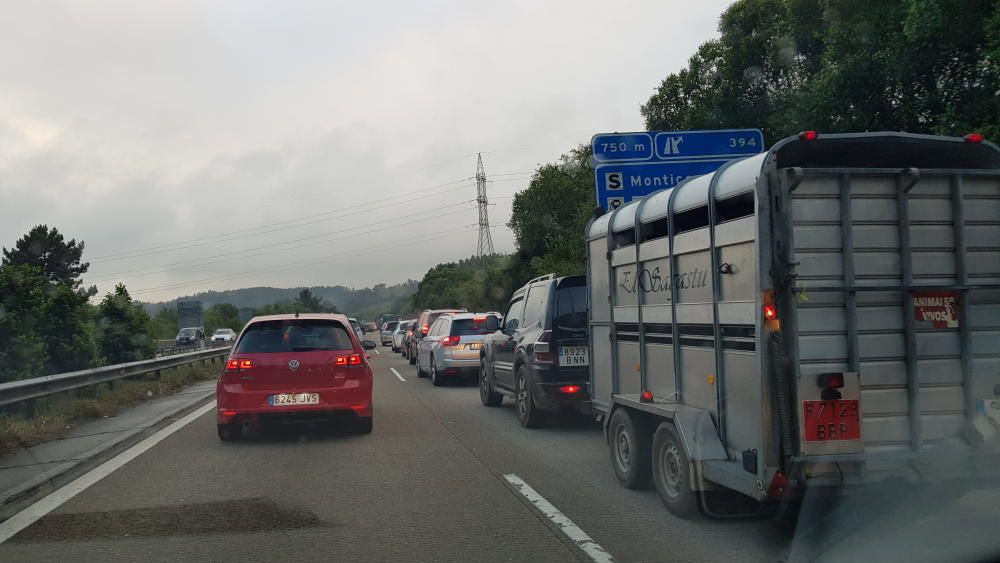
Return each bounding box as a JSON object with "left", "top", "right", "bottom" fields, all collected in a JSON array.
[{"left": 141, "top": 281, "right": 418, "bottom": 319}]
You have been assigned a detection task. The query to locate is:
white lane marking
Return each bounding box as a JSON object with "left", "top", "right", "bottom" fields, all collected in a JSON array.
[
  {"left": 0, "top": 400, "right": 217, "bottom": 544},
  {"left": 504, "top": 474, "right": 614, "bottom": 563},
  {"left": 390, "top": 368, "right": 406, "bottom": 382},
  {"left": 372, "top": 348, "right": 381, "bottom": 356}
]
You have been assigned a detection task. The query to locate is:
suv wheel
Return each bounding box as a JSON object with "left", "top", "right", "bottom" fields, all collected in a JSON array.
[
  {"left": 608, "top": 408, "right": 651, "bottom": 489},
  {"left": 431, "top": 358, "right": 444, "bottom": 387},
  {"left": 515, "top": 366, "right": 543, "bottom": 428},
  {"left": 479, "top": 358, "right": 502, "bottom": 407}
]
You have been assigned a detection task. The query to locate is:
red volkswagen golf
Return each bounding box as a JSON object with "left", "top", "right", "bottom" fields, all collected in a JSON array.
[{"left": 216, "top": 313, "right": 377, "bottom": 440}]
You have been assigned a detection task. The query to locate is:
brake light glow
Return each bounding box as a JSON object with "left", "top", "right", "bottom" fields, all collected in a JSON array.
[
  {"left": 640, "top": 390, "right": 654, "bottom": 403},
  {"left": 798, "top": 130, "right": 818, "bottom": 141},
  {"left": 225, "top": 358, "right": 255, "bottom": 372},
  {"left": 334, "top": 354, "right": 363, "bottom": 367},
  {"left": 421, "top": 325, "right": 429, "bottom": 335},
  {"left": 440, "top": 335, "right": 461, "bottom": 346},
  {"left": 762, "top": 290, "right": 780, "bottom": 332},
  {"left": 560, "top": 385, "right": 581, "bottom": 394},
  {"left": 965, "top": 132, "right": 984, "bottom": 143}
]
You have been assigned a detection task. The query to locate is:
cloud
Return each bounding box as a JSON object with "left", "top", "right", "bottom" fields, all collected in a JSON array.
[{"left": 0, "top": 0, "right": 729, "bottom": 302}]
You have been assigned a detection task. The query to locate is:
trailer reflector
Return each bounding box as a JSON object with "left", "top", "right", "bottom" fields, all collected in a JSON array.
[{"left": 640, "top": 390, "right": 654, "bottom": 403}]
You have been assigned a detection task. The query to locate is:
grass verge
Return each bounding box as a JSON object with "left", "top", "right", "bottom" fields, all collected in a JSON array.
[{"left": 0, "top": 362, "right": 220, "bottom": 458}]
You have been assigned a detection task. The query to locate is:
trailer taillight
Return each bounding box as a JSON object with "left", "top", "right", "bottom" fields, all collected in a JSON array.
[
  {"left": 640, "top": 390, "right": 654, "bottom": 403},
  {"left": 798, "top": 130, "right": 818, "bottom": 141},
  {"left": 965, "top": 132, "right": 985, "bottom": 143},
  {"left": 817, "top": 372, "right": 844, "bottom": 389},
  {"left": 762, "top": 290, "right": 780, "bottom": 331}
]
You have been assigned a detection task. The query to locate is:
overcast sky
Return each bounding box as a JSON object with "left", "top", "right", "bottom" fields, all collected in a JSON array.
[{"left": 0, "top": 0, "right": 730, "bottom": 302}]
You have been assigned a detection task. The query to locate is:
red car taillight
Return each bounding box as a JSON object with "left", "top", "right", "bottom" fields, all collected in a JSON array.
[
  {"left": 333, "top": 354, "right": 364, "bottom": 367},
  {"left": 421, "top": 325, "right": 429, "bottom": 335},
  {"left": 440, "top": 335, "right": 461, "bottom": 347},
  {"left": 225, "top": 358, "right": 256, "bottom": 372}
]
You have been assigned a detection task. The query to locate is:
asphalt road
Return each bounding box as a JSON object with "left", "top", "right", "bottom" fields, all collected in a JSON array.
[{"left": 5, "top": 343, "right": 995, "bottom": 562}]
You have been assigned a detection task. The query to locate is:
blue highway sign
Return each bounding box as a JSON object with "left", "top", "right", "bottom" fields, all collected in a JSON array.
[{"left": 591, "top": 128, "right": 764, "bottom": 209}]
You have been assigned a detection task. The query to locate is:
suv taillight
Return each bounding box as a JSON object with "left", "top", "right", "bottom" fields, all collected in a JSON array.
[
  {"left": 441, "top": 335, "right": 461, "bottom": 347},
  {"left": 421, "top": 325, "right": 429, "bottom": 335},
  {"left": 533, "top": 331, "right": 553, "bottom": 363}
]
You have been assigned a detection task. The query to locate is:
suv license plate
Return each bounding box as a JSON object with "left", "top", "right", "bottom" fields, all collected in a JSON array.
[
  {"left": 270, "top": 393, "right": 320, "bottom": 406},
  {"left": 466, "top": 343, "right": 481, "bottom": 350},
  {"left": 802, "top": 400, "right": 860, "bottom": 441},
  {"left": 559, "top": 346, "right": 589, "bottom": 367}
]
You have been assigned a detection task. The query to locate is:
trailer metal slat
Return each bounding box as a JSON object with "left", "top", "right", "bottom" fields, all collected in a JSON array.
[
  {"left": 896, "top": 169, "right": 923, "bottom": 451},
  {"left": 951, "top": 174, "right": 975, "bottom": 431}
]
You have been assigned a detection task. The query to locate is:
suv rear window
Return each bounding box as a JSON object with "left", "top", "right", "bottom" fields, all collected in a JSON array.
[
  {"left": 450, "top": 318, "right": 494, "bottom": 336},
  {"left": 555, "top": 282, "right": 587, "bottom": 330},
  {"left": 235, "top": 320, "right": 354, "bottom": 353},
  {"left": 385, "top": 321, "right": 399, "bottom": 331}
]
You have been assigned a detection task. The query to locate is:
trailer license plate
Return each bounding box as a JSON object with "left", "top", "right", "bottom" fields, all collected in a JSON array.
[
  {"left": 802, "top": 400, "right": 860, "bottom": 441},
  {"left": 559, "top": 346, "right": 588, "bottom": 367},
  {"left": 270, "top": 393, "right": 320, "bottom": 406}
]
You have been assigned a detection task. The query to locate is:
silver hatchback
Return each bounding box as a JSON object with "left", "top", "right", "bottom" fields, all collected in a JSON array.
[{"left": 415, "top": 312, "right": 500, "bottom": 387}]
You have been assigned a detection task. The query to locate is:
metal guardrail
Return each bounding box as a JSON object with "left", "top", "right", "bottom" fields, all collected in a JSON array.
[
  {"left": 155, "top": 340, "right": 231, "bottom": 358},
  {"left": 0, "top": 346, "right": 232, "bottom": 408}
]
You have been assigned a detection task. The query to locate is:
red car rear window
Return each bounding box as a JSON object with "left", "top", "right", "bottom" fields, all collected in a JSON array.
[{"left": 235, "top": 320, "right": 354, "bottom": 353}]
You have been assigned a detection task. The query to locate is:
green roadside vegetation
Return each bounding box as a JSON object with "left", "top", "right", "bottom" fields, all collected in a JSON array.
[
  {"left": 409, "top": 0, "right": 1000, "bottom": 311},
  {"left": 0, "top": 361, "right": 220, "bottom": 457}
]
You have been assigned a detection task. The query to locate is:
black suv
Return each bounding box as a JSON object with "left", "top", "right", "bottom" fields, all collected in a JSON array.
[{"left": 479, "top": 274, "right": 589, "bottom": 427}]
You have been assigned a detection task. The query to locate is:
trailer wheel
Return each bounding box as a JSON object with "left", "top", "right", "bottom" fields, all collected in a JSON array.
[
  {"left": 652, "top": 422, "right": 698, "bottom": 518},
  {"left": 608, "top": 408, "right": 651, "bottom": 489}
]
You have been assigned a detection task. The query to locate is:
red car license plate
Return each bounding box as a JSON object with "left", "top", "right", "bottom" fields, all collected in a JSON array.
[{"left": 802, "top": 400, "right": 861, "bottom": 441}]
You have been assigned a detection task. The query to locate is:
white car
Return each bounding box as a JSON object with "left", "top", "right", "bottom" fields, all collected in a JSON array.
[{"left": 211, "top": 328, "right": 236, "bottom": 342}]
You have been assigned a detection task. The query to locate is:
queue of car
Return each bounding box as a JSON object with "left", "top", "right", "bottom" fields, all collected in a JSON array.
[{"left": 377, "top": 275, "right": 590, "bottom": 427}]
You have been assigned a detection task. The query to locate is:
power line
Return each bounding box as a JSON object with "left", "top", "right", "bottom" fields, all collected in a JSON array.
[
  {"left": 90, "top": 176, "right": 478, "bottom": 262},
  {"left": 130, "top": 225, "right": 479, "bottom": 295},
  {"left": 89, "top": 204, "right": 477, "bottom": 282}
]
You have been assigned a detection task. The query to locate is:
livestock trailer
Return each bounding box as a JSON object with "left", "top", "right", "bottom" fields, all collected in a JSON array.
[{"left": 586, "top": 131, "right": 1000, "bottom": 517}]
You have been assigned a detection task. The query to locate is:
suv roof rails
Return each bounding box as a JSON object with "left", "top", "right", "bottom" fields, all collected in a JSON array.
[{"left": 527, "top": 273, "right": 557, "bottom": 285}]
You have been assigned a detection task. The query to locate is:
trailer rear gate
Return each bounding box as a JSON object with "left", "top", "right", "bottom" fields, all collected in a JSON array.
[{"left": 788, "top": 167, "right": 1000, "bottom": 470}]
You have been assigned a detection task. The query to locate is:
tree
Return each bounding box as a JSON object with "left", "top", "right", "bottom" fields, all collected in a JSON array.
[
  {"left": 150, "top": 307, "right": 179, "bottom": 339},
  {"left": 204, "top": 303, "right": 241, "bottom": 334},
  {"left": 0, "top": 263, "right": 98, "bottom": 380},
  {"left": 508, "top": 145, "right": 595, "bottom": 277},
  {"left": 2, "top": 225, "right": 93, "bottom": 291},
  {"left": 293, "top": 289, "right": 328, "bottom": 313},
  {"left": 96, "top": 283, "right": 154, "bottom": 364},
  {"left": 0, "top": 265, "right": 50, "bottom": 382},
  {"left": 641, "top": 0, "right": 1000, "bottom": 143}
]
